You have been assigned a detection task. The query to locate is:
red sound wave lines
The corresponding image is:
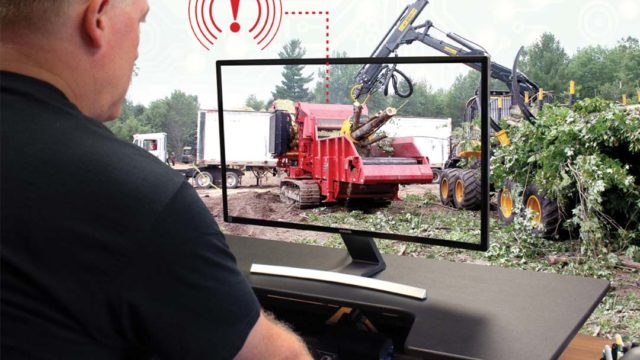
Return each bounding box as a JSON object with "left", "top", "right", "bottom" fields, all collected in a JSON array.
[
  {"left": 188, "top": 0, "right": 281, "bottom": 51},
  {"left": 195, "top": 0, "right": 214, "bottom": 44},
  {"left": 188, "top": 0, "right": 210, "bottom": 50},
  {"left": 249, "top": 0, "right": 261, "bottom": 32},
  {"left": 260, "top": 2, "right": 282, "bottom": 50},
  {"left": 250, "top": 0, "right": 282, "bottom": 50},
  {"left": 253, "top": 0, "right": 269, "bottom": 40},
  {"left": 209, "top": 0, "right": 222, "bottom": 33},
  {"left": 257, "top": 0, "right": 276, "bottom": 45},
  {"left": 201, "top": 0, "right": 218, "bottom": 40}
]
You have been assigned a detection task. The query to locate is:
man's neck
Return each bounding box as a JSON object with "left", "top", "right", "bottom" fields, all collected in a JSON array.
[{"left": 0, "top": 38, "right": 92, "bottom": 116}]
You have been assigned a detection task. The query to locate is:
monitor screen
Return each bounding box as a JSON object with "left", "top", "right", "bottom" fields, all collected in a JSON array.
[{"left": 216, "top": 56, "right": 489, "bottom": 251}]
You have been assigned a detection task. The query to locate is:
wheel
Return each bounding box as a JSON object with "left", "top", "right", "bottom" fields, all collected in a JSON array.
[
  {"left": 452, "top": 169, "right": 481, "bottom": 210},
  {"left": 226, "top": 172, "right": 240, "bottom": 189},
  {"left": 523, "top": 185, "right": 561, "bottom": 237},
  {"left": 195, "top": 171, "right": 213, "bottom": 188},
  {"left": 431, "top": 168, "right": 442, "bottom": 184},
  {"left": 439, "top": 169, "right": 461, "bottom": 206},
  {"left": 497, "top": 179, "right": 516, "bottom": 224}
]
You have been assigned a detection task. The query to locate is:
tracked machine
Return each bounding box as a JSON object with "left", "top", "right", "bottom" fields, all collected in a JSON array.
[{"left": 270, "top": 102, "right": 433, "bottom": 206}]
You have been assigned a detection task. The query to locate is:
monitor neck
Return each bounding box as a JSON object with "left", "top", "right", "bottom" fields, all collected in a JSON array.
[{"left": 334, "top": 234, "right": 386, "bottom": 277}]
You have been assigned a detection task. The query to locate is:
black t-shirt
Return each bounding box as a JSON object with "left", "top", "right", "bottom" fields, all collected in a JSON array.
[{"left": 0, "top": 72, "right": 260, "bottom": 359}]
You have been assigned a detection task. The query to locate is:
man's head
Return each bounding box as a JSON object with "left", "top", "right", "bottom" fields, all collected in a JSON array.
[{"left": 0, "top": 0, "right": 149, "bottom": 122}]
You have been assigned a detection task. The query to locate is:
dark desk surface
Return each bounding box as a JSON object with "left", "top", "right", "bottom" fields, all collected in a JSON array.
[{"left": 226, "top": 235, "right": 609, "bottom": 360}]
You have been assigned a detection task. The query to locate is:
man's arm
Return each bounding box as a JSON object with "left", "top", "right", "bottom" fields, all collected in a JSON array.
[{"left": 235, "top": 311, "right": 312, "bottom": 360}]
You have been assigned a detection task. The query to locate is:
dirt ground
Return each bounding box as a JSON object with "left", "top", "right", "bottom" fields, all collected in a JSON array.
[{"left": 198, "top": 181, "right": 444, "bottom": 242}]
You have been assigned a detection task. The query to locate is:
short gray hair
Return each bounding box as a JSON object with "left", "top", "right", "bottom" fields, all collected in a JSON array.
[{"left": 0, "top": 0, "right": 80, "bottom": 29}]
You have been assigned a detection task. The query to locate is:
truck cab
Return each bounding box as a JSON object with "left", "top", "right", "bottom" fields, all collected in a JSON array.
[{"left": 133, "top": 133, "right": 167, "bottom": 163}]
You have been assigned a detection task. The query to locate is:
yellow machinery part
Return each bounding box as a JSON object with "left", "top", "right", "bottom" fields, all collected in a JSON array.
[
  {"left": 398, "top": 8, "right": 418, "bottom": 32},
  {"left": 526, "top": 195, "right": 542, "bottom": 224},
  {"left": 339, "top": 118, "right": 357, "bottom": 143},
  {"left": 350, "top": 84, "right": 362, "bottom": 102},
  {"left": 455, "top": 178, "right": 464, "bottom": 204},
  {"left": 496, "top": 129, "right": 511, "bottom": 146},
  {"left": 500, "top": 188, "right": 513, "bottom": 219},
  {"left": 441, "top": 179, "right": 449, "bottom": 199},
  {"left": 349, "top": 84, "right": 372, "bottom": 105},
  {"left": 458, "top": 150, "right": 481, "bottom": 159}
]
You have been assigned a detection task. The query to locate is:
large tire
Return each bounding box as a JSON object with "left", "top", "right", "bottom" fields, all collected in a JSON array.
[
  {"left": 439, "top": 169, "right": 462, "bottom": 206},
  {"left": 452, "top": 169, "right": 481, "bottom": 210},
  {"left": 226, "top": 172, "right": 241, "bottom": 189},
  {"left": 431, "top": 168, "right": 442, "bottom": 184},
  {"left": 497, "top": 179, "right": 516, "bottom": 224},
  {"left": 195, "top": 171, "right": 213, "bottom": 188},
  {"left": 523, "top": 185, "right": 561, "bottom": 237}
]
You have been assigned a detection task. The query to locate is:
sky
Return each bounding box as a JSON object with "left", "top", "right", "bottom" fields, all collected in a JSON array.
[{"left": 128, "top": 0, "right": 640, "bottom": 110}]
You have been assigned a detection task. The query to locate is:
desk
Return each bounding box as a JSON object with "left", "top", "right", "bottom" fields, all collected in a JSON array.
[
  {"left": 560, "top": 335, "right": 611, "bottom": 360},
  {"left": 226, "top": 235, "right": 609, "bottom": 360}
]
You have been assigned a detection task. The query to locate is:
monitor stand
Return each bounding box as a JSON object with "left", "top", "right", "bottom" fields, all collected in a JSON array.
[
  {"left": 250, "top": 234, "right": 427, "bottom": 300},
  {"left": 333, "top": 234, "right": 386, "bottom": 277}
]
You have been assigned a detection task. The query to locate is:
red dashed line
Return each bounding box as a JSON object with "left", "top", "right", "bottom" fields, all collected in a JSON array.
[{"left": 284, "top": 10, "right": 330, "bottom": 103}]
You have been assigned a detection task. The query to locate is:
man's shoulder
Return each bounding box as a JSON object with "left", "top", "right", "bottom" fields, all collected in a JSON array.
[
  {"left": 2, "top": 92, "right": 187, "bottom": 216},
  {"left": 81, "top": 132, "right": 188, "bottom": 213}
]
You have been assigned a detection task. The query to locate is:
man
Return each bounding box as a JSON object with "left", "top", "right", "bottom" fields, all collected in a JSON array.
[{"left": 0, "top": 0, "right": 312, "bottom": 359}]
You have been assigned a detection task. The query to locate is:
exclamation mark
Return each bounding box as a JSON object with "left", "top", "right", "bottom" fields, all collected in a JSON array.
[{"left": 230, "top": 0, "right": 241, "bottom": 32}]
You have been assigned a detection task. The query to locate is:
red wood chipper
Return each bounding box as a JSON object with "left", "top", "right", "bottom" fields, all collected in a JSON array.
[{"left": 269, "top": 102, "right": 433, "bottom": 206}]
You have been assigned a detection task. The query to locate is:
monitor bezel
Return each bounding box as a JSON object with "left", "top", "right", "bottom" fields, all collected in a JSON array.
[{"left": 216, "top": 56, "right": 490, "bottom": 251}]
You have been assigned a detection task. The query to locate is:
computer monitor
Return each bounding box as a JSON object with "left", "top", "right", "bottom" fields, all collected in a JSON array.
[{"left": 216, "top": 56, "right": 489, "bottom": 299}]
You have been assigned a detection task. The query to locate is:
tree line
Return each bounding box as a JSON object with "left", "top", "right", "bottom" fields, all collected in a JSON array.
[
  {"left": 108, "top": 32, "right": 638, "bottom": 149},
  {"left": 106, "top": 90, "right": 199, "bottom": 155},
  {"left": 245, "top": 34, "right": 639, "bottom": 128}
]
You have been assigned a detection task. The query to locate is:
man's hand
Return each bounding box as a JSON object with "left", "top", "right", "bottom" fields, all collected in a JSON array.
[{"left": 235, "top": 311, "right": 313, "bottom": 359}]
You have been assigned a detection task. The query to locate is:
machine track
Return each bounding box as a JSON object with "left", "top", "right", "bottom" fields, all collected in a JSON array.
[{"left": 280, "top": 180, "right": 321, "bottom": 208}]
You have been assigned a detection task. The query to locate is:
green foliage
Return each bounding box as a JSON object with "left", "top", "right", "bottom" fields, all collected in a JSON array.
[
  {"left": 272, "top": 39, "right": 314, "bottom": 102},
  {"left": 245, "top": 94, "right": 266, "bottom": 111},
  {"left": 142, "top": 91, "right": 199, "bottom": 154},
  {"left": 107, "top": 114, "right": 151, "bottom": 142},
  {"left": 585, "top": 292, "right": 640, "bottom": 338},
  {"left": 521, "top": 32, "right": 570, "bottom": 97},
  {"left": 303, "top": 194, "right": 481, "bottom": 244},
  {"left": 107, "top": 91, "right": 199, "bottom": 155},
  {"left": 312, "top": 51, "right": 360, "bottom": 104},
  {"left": 106, "top": 99, "right": 151, "bottom": 140},
  {"left": 492, "top": 99, "right": 640, "bottom": 252},
  {"left": 568, "top": 37, "right": 640, "bottom": 101}
]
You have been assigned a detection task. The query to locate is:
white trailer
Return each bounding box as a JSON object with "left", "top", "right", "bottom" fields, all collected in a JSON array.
[
  {"left": 380, "top": 116, "right": 451, "bottom": 182},
  {"left": 196, "top": 109, "right": 277, "bottom": 188}
]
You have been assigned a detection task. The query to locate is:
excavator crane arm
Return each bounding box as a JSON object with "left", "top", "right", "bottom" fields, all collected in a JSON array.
[{"left": 352, "top": 0, "right": 538, "bottom": 123}]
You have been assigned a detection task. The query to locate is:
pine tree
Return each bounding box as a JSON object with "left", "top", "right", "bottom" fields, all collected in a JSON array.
[
  {"left": 272, "top": 39, "right": 313, "bottom": 102},
  {"left": 520, "top": 33, "right": 570, "bottom": 97}
]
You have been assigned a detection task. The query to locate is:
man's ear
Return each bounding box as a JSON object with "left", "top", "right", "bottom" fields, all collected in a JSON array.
[{"left": 82, "top": 0, "right": 110, "bottom": 48}]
